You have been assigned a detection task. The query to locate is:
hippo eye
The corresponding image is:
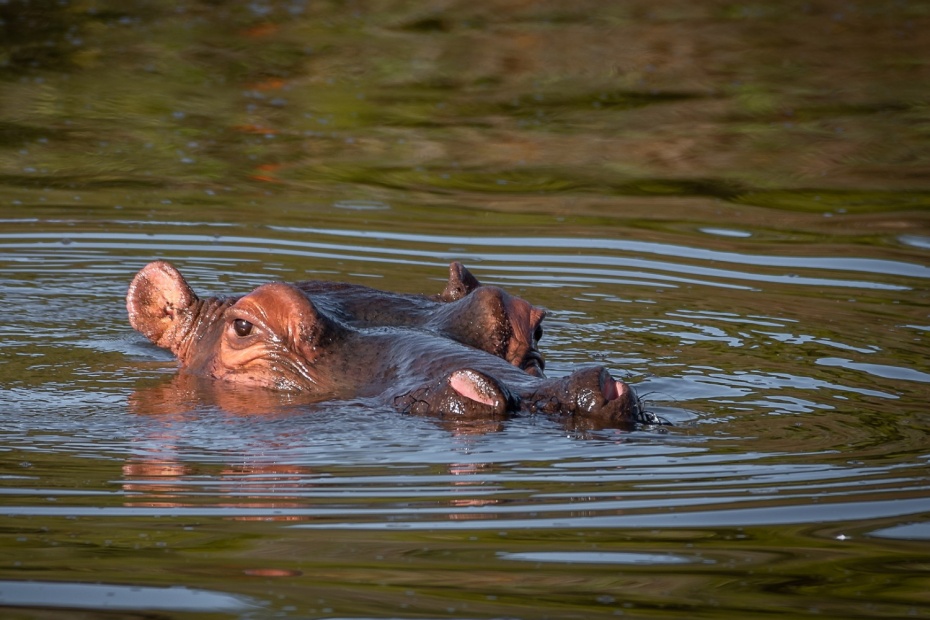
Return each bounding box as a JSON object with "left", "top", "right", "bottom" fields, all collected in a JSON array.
[{"left": 233, "top": 318, "right": 253, "bottom": 337}]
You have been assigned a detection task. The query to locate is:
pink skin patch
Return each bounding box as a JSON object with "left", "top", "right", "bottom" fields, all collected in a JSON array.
[
  {"left": 450, "top": 370, "right": 499, "bottom": 407},
  {"left": 601, "top": 378, "right": 623, "bottom": 401}
]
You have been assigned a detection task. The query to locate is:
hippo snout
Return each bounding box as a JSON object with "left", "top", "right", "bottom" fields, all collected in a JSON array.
[
  {"left": 396, "top": 365, "right": 647, "bottom": 430},
  {"left": 526, "top": 366, "right": 644, "bottom": 427}
]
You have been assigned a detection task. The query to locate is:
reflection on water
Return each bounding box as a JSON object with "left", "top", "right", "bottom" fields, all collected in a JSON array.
[
  {"left": 2, "top": 1, "right": 929, "bottom": 194},
  {"left": 1, "top": 0, "right": 930, "bottom": 617},
  {"left": 500, "top": 551, "right": 712, "bottom": 565},
  {"left": 0, "top": 581, "right": 260, "bottom": 613}
]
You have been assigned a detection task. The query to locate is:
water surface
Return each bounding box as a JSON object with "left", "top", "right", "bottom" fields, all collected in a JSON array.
[{"left": 1, "top": 1, "right": 929, "bottom": 618}]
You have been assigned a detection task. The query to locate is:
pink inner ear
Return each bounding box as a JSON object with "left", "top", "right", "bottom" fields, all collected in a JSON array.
[
  {"left": 127, "top": 261, "right": 196, "bottom": 343},
  {"left": 602, "top": 378, "right": 622, "bottom": 401},
  {"left": 450, "top": 370, "right": 498, "bottom": 406}
]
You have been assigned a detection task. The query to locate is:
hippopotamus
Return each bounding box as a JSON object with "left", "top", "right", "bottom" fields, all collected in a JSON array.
[{"left": 127, "top": 261, "right": 651, "bottom": 429}]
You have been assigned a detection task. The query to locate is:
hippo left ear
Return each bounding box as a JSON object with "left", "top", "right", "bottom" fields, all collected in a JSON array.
[
  {"left": 127, "top": 261, "right": 198, "bottom": 347},
  {"left": 437, "top": 261, "right": 482, "bottom": 302}
]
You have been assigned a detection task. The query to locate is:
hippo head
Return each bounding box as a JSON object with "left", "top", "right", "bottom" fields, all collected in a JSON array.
[
  {"left": 430, "top": 282, "right": 547, "bottom": 377},
  {"left": 128, "top": 262, "right": 346, "bottom": 392}
]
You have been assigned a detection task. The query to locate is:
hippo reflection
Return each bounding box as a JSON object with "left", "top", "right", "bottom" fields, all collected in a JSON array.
[{"left": 127, "top": 261, "right": 652, "bottom": 429}]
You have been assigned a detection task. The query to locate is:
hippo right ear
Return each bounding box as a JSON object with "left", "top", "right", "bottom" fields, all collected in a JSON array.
[
  {"left": 127, "top": 261, "right": 198, "bottom": 346},
  {"left": 438, "top": 261, "right": 482, "bottom": 302}
]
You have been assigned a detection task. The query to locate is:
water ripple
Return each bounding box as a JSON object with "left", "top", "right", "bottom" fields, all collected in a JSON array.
[{"left": 0, "top": 225, "right": 921, "bottom": 292}]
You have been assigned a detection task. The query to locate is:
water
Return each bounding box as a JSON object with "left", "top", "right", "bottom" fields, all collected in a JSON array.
[{"left": 1, "top": 1, "right": 930, "bottom": 618}]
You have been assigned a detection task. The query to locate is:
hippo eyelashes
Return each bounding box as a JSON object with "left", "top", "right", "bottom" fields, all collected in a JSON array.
[
  {"left": 127, "top": 260, "right": 656, "bottom": 430},
  {"left": 232, "top": 319, "right": 253, "bottom": 338}
]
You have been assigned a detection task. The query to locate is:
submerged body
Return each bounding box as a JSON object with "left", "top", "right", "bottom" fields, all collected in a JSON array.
[{"left": 127, "top": 261, "right": 650, "bottom": 429}]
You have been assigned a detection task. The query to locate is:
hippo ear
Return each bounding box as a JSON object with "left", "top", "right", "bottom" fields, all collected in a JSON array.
[
  {"left": 438, "top": 261, "right": 482, "bottom": 302},
  {"left": 127, "top": 261, "right": 198, "bottom": 346}
]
